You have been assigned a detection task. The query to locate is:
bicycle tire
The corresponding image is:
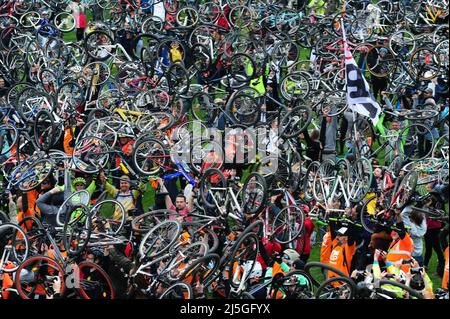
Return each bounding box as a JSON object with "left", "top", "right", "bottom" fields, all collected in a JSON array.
[
  {"left": 139, "top": 219, "right": 182, "bottom": 259},
  {"left": 62, "top": 204, "right": 92, "bottom": 257},
  {"left": 315, "top": 276, "right": 357, "bottom": 299},
  {"left": 377, "top": 279, "right": 424, "bottom": 299},
  {"left": 199, "top": 168, "right": 227, "bottom": 210},
  {"left": 33, "top": 109, "right": 56, "bottom": 152},
  {"left": 272, "top": 206, "right": 305, "bottom": 245},
  {"left": 77, "top": 261, "right": 115, "bottom": 299},
  {"left": 228, "top": 232, "right": 259, "bottom": 289},
  {"left": 280, "top": 104, "right": 312, "bottom": 138},
  {"left": 0, "top": 222, "right": 29, "bottom": 273},
  {"left": 0, "top": 123, "right": 18, "bottom": 156},
  {"left": 159, "top": 282, "right": 193, "bottom": 299},
  {"left": 17, "top": 158, "right": 54, "bottom": 192},
  {"left": 241, "top": 172, "right": 268, "bottom": 216},
  {"left": 14, "top": 255, "right": 65, "bottom": 299}
]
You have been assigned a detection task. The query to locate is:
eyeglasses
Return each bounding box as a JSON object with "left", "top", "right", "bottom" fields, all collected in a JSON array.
[
  {"left": 75, "top": 183, "right": 84, "bottom": 187},
  {"left": 41, "top": 181, "right": 50, "bottom": 185}
]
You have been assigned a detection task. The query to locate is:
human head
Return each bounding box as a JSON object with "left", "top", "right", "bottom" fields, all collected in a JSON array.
[
  {"left": 40, "top": 177, "right": 53, "bottom": 191},
  {"left": 310, "top": 129, "right": 320, "bottom": 141},
  {"left": 282, "top": 249, "right": 300, "bottom": 266},
  {"left": 175, "top": 194, "right": 187, "bottom": 210},
  {"left": 17, "top": 196, "right": 23, "bottom": 212},
  {"left": 72, "top": 177, "right": 86, "bottom": 191},
  {"left": 410, "top": 210, "right": 424, "bottom": 226},
  {"left": 423, "top": 87, "right": 433, "bottom": 98},
  {"left": 391, "top": 120, "right": 400, "bottom": 131},
  {"left": 119, "top": 175, "right": 131, "bottom": 192},
  {"left": 374, "top": 167, "right": 383, "bottom": 178},
  {"left": 0, "top": 77, "right": 5, "bottom": 88},
  {"left": 336, "top": 227, "right": 349, "bottom": 245}
]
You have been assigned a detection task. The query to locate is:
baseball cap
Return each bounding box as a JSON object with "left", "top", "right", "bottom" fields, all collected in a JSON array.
[
  {"left": 337, "top": 227, "right": 349, "bottom": 236},
  {"left": 120, "top": 175, "right": 131, "bottom": 182}
]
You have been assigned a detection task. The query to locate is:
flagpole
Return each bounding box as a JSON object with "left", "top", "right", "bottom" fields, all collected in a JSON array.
[{"left": 339, "top": 2, "right": 358, "bottom": 142}]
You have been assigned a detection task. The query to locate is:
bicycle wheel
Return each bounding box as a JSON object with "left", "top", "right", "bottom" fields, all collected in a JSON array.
[
  {"left": 191, "top": 91, "right": 219, "bottom": 123},
  {"left": 0, "top": 123, "right": 18, "bottom": 156},
  {"left": 84, "top": 30, "right": 114, "bottom": 61},
  {"left": 432, "top": 133, "right": 449, "bottom": 159},
  {"left": 56, "top": 190, "right": 90, "bottom": 227},
  {"left": 399, "top": 123, "right": 435, "bottom": 161},
  {"left": 229, "top": 5, "right": 253, "bottom": 29},
  {"left": 280, "top": 105, "right": 312, "bottom": 138},
  {"left": 0, "top": 223, "right": 29, "bottom": 273},
  {"left": 159, "top": 282, "right": 193, "bottom": 299},
  {"left": 54, "top": 12, "right": 76, "bottom": 33},
  {"left": 227, "top": 90, "right": 260, "bottom": 126},
  {"left": 72, "top": 136, "right": 110, "bottom": 174},
  {"left": 139, "top": 220, "right": 182, "bottom": 259},
  {"left": 302, "top": 161, "right": 321, "bottom": 202},
  {"left": 313, "top": 159, "right": 337, "bottom": 203},
  {"left": 396, "top": 171, "right": 418, "bottom": 210},
  {"left": 270, "top": 269, "right": 314, "bottom": 299},
  {"left": 33, "top": 109, "right": 57, "bottom": 152},
  {"left": 360, "top": 195, "right": 378, "bottom": 234},
  {"left": 279, "top": 72, "right": 311, "bottom": 101},
  {"left": 191, "top": 43, "right": 212, "bottom": 72},
  {"left": 389, "top": 29, "right": 416, "bottom": 56},
  {"left": 199, "top": 168, "right": 227, "bottom": 210},
  {"left": 376, "top": 279, "right": 423, "bottom": 299},
  {"left": 176, "top": 6, "right": 199, "bottom": 28},
  {"left": 180, "top": 253, "right": 221, "bottom": 289},
  {"left": 77, "top": 261, "right": 115, "bottom": 299},
  {"left": 18, "top": 159, "right": 54, "bottom": 192},
  {"left": 241, "top": 172, "right": 267, "bottom": 216},
  {"left": 228, "top": 232, "right": 259, "bottom": 289},
  {"left": 89, "top": 199, "right": 126, "bottom": 236},
  {"left": 315, "top": 276, "right": 356, "bottom": 299},
  {"left": 62, "top": 204, "right": 92, "bottom": 256},
  {"left": 272, "top": 206, "right": 305, "bottom": 245},
  {"left": 14, "top": 255, "right": 65, "bottom": 299},
  {"left": 409, "top": 48, "right": 441, "bottom": 81},
  {"left": 167, "top": 63, "right": 190, "bottom": 95},
  {"left": 348, "top": 157, "right": 373, "bottom": 203},
  {"left": 366, "top": 45, "right": 397, "bottom": 78}
]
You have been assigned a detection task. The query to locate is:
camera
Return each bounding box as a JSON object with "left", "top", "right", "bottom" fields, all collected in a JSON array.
[{"left": 410, "top": 267, "right": 423, "bottom": 275}]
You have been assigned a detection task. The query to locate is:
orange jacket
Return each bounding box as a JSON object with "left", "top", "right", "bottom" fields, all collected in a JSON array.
[
  {"left": 63, "top": 127, "right": 74, "bottom": 156},
  {"left": 443, "top": 246, "right": 449, "bottom": 289},
  {"left": 320, "top": 230, "right": 332, "bottom": 264},
  {"left": 327, "top": 240, "right": 356, "bottom": 279},
  {"left": 386, "top": 233, "right": 414, "bottom": 273},
  {"left": 1, "top": 262, "right": 15, "bottom": 299}
]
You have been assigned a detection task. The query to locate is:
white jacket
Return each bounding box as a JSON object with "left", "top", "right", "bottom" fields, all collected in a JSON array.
[{"left": 401, "top": 207, "right": 427, "bottom": 257}]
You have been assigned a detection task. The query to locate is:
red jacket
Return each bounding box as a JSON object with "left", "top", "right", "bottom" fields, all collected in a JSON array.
[{"left": 299, "top": 218, "right": 315, "bottom": 255}]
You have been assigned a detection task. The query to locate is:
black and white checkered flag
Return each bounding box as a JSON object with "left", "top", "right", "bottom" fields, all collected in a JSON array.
[{"left": 342, "top": 19, "right": 382, "bottom": 125}]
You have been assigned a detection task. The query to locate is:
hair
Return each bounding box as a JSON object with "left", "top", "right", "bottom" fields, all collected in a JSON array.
[
  {"left": 410, "top": 210, "right": 424, "bottom": 226},
  {"left": 176, "top": 194, "right": 187, "bottom": 202},
  {"left": 310, "top": 129, "right": 320, "bottom": 141}
]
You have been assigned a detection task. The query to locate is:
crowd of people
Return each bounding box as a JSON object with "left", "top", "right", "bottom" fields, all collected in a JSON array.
[{"left": 0, "top": 0, "right": 448, "bottom": 299}]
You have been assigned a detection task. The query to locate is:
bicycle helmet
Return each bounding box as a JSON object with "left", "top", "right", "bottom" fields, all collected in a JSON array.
[
  {"left": 283, "top": 249, "right": 300, "bottom": 264},
  {"left": 72, "top": 177, "right": 86, "bottom": 187},
  {"left": 89, "top": 247, "right": 104, "bottom": 259},
  {"left": 283, "top": 275, "right": 299, "bottom": 286},
  {"left": 379, "top": 48, "right": 388, "bottom": 55}
]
